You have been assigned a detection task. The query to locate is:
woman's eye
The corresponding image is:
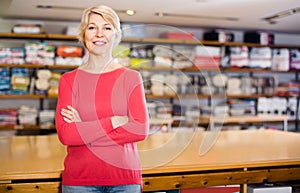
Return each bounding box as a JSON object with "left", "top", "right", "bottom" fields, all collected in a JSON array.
[
  {"left": 105, "top": 26, "right": 112, "bottom": 30},
  {"left": 88, "top": 26, "right": 96, "bottom": 30}
]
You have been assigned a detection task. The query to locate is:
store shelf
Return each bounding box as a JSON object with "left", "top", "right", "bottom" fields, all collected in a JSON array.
[
  {"left": 0, "top": 94, "right": 45, "bottom": 99},
  {"left": 47, "top": 64, "right": 79, "bottom": 69},
  {"left": 0, "top": 63, "right": 48, "bottom": 68},
  {"left": 0, "top": 32, "right": 47, "bottom": 39},
  {"left": 131, "top": 66, "right": 186, "bottom": 71},
  {"left": 0, "top": 93, "right": 296, "bottom": 100},
  {"left": 146, "top": 94, "right": 300, "bottom": 99},
  {"left": 146, "top": 94, "right": 210, "bottom": 99},
  {"left": 47, "top": 34, "right": 77, "bottom": 40},
  {"left": 0, "top": 63, "right": 298, "bottom": 75},
  {"left": 0, "top": 124, "right": 55, "bottom": 130},
  {"left": 161, "top": 115, "right": 292, "bottom": 129},
  {"left": 199, "top": 114, "right": 290, "bottom": 131},
  {"left": 0, "top": 63, "right": 78, "bottom": 69},
  {"left": 1, "top": 32, "right": 299, "bottom": 48},
  {"left": 225, "top": 94, "right": 272, "bottom": 98},
  {"left": 184, "top": 66, "right": 300, "bottom": 74},
  {"left": 150, "top": 118, "right": 173, "bottom": 125},
  {"left": 221, "top": 67, "right": 300, "bottom": 74},
  {"left": 200, "top": 115, "right": 290, "bottom": 124}
]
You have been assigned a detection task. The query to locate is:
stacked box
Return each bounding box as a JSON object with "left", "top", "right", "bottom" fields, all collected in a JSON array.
[
  {"left": 248, "top": 184, "right": 291, "bottom": 193},
  {"left": 18, "top": 105, "right": 38, "bottom": 126},
  {"left": 230, "top": 46, "right": 249, "bottom": 68},
  {"left": 244, "top": 32, "right": 274, "bottom": 45},
  {"left": 0, "top": 68, "right": 10, "bottom": 94},
  {"left": 25, "top": 42, "right": 55, "bottom": 65},
  {"left": 249, "top": 47, "right": 272, "bottom": 68},
  {"left": 39, "top": 110, "right": 55, "bottom": 128},
  {"left": 121, "top": 23, "right": 145, "bottom": 38},
  {"left": 11, "top": 68, "right": 30, "bottom": 94},
  {"left": 0, "top": 48, "right": 25, "bottom": 64},
  {"left": 272, "top": 48, "right": 290, "bottom": 71},
  {"left": 193, "top": 46, "right": 221, "bottom": 68},
  {"left": 290, "top": 48, "right": 300, "bottom": 70},
  {"left": 55, "top": 46, "right": 83, "bottom": 66},
  {"left": 0, "top": 108, "right": 18, "bottom": 126}
]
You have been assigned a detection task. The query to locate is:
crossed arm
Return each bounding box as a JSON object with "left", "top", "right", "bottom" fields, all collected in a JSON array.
[{"left": 55, "top": 72, "right": 149, "bottom": 147}]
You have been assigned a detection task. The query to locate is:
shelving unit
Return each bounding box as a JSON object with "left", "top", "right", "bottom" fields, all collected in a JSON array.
[
  {"left": 200, "top": 115, "right": 290, "bottom": 131},
  {"left": 1, "top": 32, "right": 300, "bottom": 48},
  {"left": 0, "top": 32, "right": 299, "bottom": 132}
]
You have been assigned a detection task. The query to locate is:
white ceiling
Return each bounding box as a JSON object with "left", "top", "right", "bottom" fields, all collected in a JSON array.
[{"left": 1, "top": 0, "right": 300, "bottom": 34}]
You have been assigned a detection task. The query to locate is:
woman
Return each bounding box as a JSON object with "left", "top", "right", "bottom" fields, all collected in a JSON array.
[{"left": 55, "top": 5, "right": 149, "bottom": 193}]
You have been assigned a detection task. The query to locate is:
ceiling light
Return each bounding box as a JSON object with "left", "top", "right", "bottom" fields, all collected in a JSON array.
[
  {"left": 125, "top": 9, "right": 136, "bottom": 16},
  {"left": 262, "top": 7, "right": 300, "bottom": 23},
  {"left": 154, "top": 12, "right": 238, "bottom": 21},
  {"left": 156, "top": 12, "right": 164, "bottom": 17}
]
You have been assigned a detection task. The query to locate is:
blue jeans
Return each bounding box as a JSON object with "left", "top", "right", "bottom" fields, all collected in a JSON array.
[{"left": 62, "top": 184, "right": 141, "bottom": 193}]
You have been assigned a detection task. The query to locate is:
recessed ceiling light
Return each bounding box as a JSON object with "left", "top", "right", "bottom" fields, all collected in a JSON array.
[
  {"left": 125, "top": 9, "right": 136, "bottom": 16},
  {"left": 156, "top": 12, "right": 164, "bottom": 17}
]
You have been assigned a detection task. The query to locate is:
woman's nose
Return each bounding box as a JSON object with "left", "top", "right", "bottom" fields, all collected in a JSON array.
[{"left": 96, "top": 28, "right": 104, "bottom": 37}]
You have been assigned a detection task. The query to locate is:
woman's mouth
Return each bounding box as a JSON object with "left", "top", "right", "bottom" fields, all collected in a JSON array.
[{"left": 93, "top": 41, "right": 107, "bottom": 46}]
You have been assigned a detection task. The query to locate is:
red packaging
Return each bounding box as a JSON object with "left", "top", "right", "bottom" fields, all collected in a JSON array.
[
  {"left": 193, "top": 55, "right": 221, "bottom": 68},
  {"left": 159, "top": 32, "right": 195, "bottom": 40},
  {"left": 56, "top": 46, "right": 83, "bottom": 57}
]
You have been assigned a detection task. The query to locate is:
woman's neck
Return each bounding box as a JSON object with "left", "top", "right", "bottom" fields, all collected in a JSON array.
[{"left": 80, "top": 54, "right": 120, "bottom": 74}]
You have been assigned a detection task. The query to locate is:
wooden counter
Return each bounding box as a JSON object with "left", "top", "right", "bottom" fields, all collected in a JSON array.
[{"left": 0, "top": 130, "right": 300, "bottom": 192}]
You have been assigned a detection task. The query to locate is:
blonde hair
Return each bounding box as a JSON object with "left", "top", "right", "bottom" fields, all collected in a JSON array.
[{"left": 77, "top": 5, "right": 122, "bottom": 48}]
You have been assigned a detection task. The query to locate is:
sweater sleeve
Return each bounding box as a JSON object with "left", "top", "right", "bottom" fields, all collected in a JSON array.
[
  {"left": 55, "top": 74, "right": 113, "bottom": 146},
  {"left": 91, "top": 71, "right": 149, "bottom": 146}
]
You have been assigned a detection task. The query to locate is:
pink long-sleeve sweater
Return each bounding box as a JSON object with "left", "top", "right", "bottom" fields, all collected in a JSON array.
[{"left": 55, "top": 67, "right": 149, "bottom": 186}]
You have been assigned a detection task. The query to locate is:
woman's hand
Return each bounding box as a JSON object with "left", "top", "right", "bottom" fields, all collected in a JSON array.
[
  {"left": 111, "top": 116, "right": 128, "bottom": 129},
  {"left": 61, "top": 105, "right": 82, "bottom": 123}
]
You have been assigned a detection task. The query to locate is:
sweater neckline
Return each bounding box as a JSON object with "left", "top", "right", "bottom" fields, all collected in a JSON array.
[{"left": 76, "top": 67, "right": 125, "bottom": 75}]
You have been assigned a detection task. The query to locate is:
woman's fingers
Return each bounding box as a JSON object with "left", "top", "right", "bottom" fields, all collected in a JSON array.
[
  {"left": 63, "top": 117, "right": 72, "bottom": 123},
  {"left": 61, "top": 109, "right": 72, "bottom": 118},
  {"left": 111, "top": 116, "right": 128, "bottom": 129},
  {"left": 61, "top": 106, "right": 82, "bottom": 123},
  {"left": 61, "top": 108, "right": 74, "bottom": 122},
  {"left": 67, "top": 105, "right": 76, "bottom": 111},
  {"left": 67, "top": 106, "right": 82, "bottom": 122}
]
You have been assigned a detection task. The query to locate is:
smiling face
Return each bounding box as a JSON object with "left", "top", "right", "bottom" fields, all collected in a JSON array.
[{"left": 84, "top": 13, "right": 116, "bottom": 56}]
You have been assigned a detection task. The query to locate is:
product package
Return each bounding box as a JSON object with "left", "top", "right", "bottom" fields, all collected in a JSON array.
[
  {"left": 193, "top": 46, "right": 221, "bottom": 68},
  {"left": 290, "top": 48, "right": 300, "bottom": 70},
  {"left": 244, "top": 31, "right": 274, "bottom": 45},
  {"left": 12, "top": 24, "right": 44, "bottom": 34},
  {"left": 25, "top": 42, "right": 55, "bottom": 65},
  {"left": 121, "top": 23, "right": 145, "bottom": 38},
  {"left": 247, "top": 184, "right": 291, "bottom": 193},
  {"left": 271, "top": 48, "right": 290, "bottom": 71},
  {"left": 249, "top": 47, "right": 272, "bottom": 68},
  {"left": 11, "top": 68, "right": 30, "bottom": 94},
  {"left": 0, "top": 68, "right": 10, "bottom": 94},
  {"left": 230, "top": 46, "right": 249, "bottom": 68},
  {"left": 203, "top": 30, "right": 234, "bottom": 42},
  {"left": 160, "top": 32, "right": 195, "bottom": 40}
]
